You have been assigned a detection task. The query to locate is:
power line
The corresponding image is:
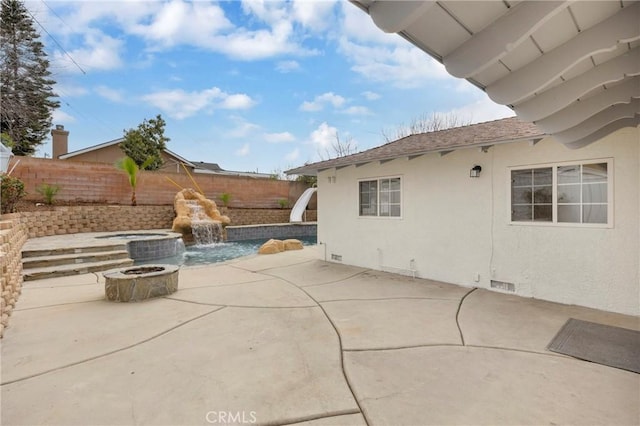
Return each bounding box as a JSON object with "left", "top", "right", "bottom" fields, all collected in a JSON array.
[{"left": 26, "top": 4, "right": 86, "bottom": 75}]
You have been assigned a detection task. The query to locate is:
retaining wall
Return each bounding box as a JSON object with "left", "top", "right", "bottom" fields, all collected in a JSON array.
[
  {"left": 2, "top": 206, "right": 317, "bottom": 239},
  {"left": 0, "top": 219, "right": 28, "bottom": 338}
]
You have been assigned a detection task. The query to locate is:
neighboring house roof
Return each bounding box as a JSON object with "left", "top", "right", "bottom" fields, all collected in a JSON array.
[
  {"left": 286, "top": 116, "right": 544, "bottom": 176},
  {"left": 350, "top": 1, "right": 639, "bottom": 149},
  {"left": 59, "top": 137, "right": 196, "bottom": 168},
  {"left": 191, "top": 162, "right": 273, "bottom": 179}
]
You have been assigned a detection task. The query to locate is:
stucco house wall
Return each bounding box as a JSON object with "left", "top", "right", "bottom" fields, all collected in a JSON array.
[{"left": 317, "top": 127, "right": 639, "bottom": 316}]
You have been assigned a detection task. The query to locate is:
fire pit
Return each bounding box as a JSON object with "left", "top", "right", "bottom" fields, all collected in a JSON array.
[{"left": 103, "top": 264, "right": 179, "bottom": 302}]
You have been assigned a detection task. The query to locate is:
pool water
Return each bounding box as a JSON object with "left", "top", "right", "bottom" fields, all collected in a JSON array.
[{"left": 138, "top": 236, "right": 317, "bottom": 267}]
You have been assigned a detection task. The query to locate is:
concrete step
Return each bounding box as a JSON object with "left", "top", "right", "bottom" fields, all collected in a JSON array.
[
  {"left": 22, "top": 250, "right": 131, "bottom": 269},
  {"left": 23, "top": 258, "right": 135, "bottom": 282},
  {"left": 22, "top": 244, "right": 127, "bottom": 258}
]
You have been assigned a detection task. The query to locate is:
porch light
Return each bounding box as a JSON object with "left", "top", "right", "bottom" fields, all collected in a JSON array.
[{"left": 470, "top": 165, "right": 482, "bottom": 178}]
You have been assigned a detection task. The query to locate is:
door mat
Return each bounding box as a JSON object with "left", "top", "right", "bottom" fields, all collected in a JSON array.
[{"left": 547, "top": 318, "right": 640, "bottom": 374}]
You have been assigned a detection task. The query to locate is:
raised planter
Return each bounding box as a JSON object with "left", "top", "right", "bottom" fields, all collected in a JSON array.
[{"left": 103, "top": 264, "right": 179, "bottom": 302}]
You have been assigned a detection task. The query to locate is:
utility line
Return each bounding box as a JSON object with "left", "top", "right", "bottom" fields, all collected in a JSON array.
[{"left": 26, "top": 3, "right": 86, "bottom": 75}]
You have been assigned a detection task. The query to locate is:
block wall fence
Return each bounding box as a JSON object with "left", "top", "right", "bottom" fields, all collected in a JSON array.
[{"left": 9, "top": 156, "right": 317, "bottom": 209}]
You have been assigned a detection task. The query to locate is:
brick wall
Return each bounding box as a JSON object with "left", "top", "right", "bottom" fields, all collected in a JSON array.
[
  {"left": 0, "top": 219, "right": 28, "bottom": 338},
  {"left": 10, "top": 157, "right": 316, "bottom": 209}
]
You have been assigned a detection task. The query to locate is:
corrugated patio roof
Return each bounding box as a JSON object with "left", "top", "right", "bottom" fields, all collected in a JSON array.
[{"left": 286, "top": 116, "right": 544, "bottom": 176}]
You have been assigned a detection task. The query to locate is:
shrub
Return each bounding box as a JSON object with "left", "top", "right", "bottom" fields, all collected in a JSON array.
[
  {"left": 36, "top": 183, "right": 61, "bottom": 205},
  {"left": 1, "top": 174, "right": 26, "bottom": 214},
  {"left": 278, "top": 199, "right": 289, "bottom": 209},
  {"left": 219, "top": 192, "right": 231, "bottom": 208}
]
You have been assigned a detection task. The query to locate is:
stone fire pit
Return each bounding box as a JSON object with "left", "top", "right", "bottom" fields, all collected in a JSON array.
[{"left": 103, "top": 264, "right": 179, "bottom": 302}]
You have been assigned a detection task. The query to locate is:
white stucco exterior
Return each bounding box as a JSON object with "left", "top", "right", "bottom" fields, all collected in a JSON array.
[{"left": 317, "top": 127, "right": 639, "bottom": 316}]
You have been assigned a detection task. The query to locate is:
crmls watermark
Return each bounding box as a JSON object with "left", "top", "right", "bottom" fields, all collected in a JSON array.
[{"left": 205, "top": 411, "right": 257, "bottom": 424}]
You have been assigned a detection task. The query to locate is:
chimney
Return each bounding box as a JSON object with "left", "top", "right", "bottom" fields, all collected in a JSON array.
[{"left": 51, "top": 124, "right": 68, "bottom": 159}]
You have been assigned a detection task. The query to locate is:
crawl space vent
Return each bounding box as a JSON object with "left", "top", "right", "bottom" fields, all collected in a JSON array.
[{"left": 491, "top": 280, "right": 515, "bottom": 292}]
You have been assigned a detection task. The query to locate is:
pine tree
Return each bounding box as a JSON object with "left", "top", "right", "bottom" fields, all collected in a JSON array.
[{"left": 0, "top": 0, "right": 59, "bottom": 156}]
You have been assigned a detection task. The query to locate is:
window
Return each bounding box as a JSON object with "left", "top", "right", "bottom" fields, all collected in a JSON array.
[
  {"left": 359, "top": 177, "right": 401, "bottom": 217},
  {"left": 510, "top": 160, "right": 611, "bottom": 226}
]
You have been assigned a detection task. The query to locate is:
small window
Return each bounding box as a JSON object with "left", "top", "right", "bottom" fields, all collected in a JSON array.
[
  {"left": 359, "top": 177, "right": 401, "bottom": 217},
  {"left": 510, "top": 160, "right": 611, "bottom": 226}
]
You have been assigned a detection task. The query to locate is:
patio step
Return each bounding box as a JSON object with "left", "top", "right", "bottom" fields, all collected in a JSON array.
[
  {"left": 21, "top": 243, "right": 127, "bottom": 258},
  {"left": 23, "top": 258, "right": 135, "bottom": 282},
  {"left": 22, "top": 243, "right": 134, "bottom": 281},
  {"left": 22, "top": 250, "right": 131, "bottom": 269}
]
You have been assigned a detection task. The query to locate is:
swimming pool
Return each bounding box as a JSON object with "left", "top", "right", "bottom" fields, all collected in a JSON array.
[{"left": 137, "top": 236, "right": 317, "bottom": 267}]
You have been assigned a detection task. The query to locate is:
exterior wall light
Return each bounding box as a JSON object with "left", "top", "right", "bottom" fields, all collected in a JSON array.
[{"left": 470, "top": 165, "right": 482, "bottom": 178}]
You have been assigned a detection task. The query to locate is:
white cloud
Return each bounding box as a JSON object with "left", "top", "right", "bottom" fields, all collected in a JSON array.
[
  {"left": 53, "top": 33, "right": 123, "bottom": 73},
  {"left": 264, "top": 132, "right": 296, "bottom": 143},
  {"left": 141, "top": 87, "right": 256, "bottom": 119},
  {"left": 225, "top": 118, "right": 261, "bottom": 139},
  {"left": 276, "top": 60, "right": 301, "bottom": 73},
  {"left": 292, "top": 0, "right": 338, "bottom": 32},
  {"left": 343, "top": 106, "right": 371, "bottom": 116},
  {"left": 127, "top": 0, "right": 232, "bottom": 49},
  {"left": 309, "top": 122, "right": 338, "bottom": 149},
  {"left": 300, "top": 92, "right": 346, "bottom": 112},
  {"left": 95, "top": 85, "right": 125, "bottom": 103},
  {"left": 284, "top": 148, "right": 300, "bottom": 162},
  {"left": 446, "top": 93, "right": 514, "bottom": 124},
  {"left": 337, "top": 2, "right": 452, "bottom": 89},
  {"left": 362, "top": 91, "right": 380, "bottom": 101},
  {"left": 221, "top": 94, "right": 256, "bottom": 110},
  {"left": 339, "top": 38, "right": 450, "bottom": 89},
  {"left": 54, "top": 83, "right": 88, "bottom": 97},
  {"left": 51, "top": 109, "right": 75, "bottom": 124},
  {"left": 235, "top": 143, "right": 250, "bottom": 157}
]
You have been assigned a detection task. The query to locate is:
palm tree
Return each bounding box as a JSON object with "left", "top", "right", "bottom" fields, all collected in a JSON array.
[{"left": 116, "top": 156, "right": 152, "bottom": 206}]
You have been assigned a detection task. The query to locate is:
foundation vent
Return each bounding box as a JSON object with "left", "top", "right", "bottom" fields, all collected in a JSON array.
[
  {"left": 330, "top": 254, "right": 342, "bottom": 262},
  {"left": 490, "top": 280, "right": 515, "bottom": 292}
]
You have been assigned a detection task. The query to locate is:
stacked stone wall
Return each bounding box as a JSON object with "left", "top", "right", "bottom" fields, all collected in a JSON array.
[
  {"left": 2, "top": 206, "right": 317, "bottom": 239},
  {"left": 0, "top": 219, "right": 28, "bottom": 338}
]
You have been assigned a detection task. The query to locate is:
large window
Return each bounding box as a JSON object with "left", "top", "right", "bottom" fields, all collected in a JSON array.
[
  {"left": 359, "top": 177, "right": 401, "bottom": 217},
  {"left": 510, "top": 160, "right": 611, "bottom": 226}
]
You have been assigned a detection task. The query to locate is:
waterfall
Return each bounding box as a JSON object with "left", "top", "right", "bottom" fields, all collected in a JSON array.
[{"left": 186, "top": 200, "right": 223, "bottom": 245}]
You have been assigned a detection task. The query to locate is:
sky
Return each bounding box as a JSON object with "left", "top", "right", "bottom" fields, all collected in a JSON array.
[{"left": 26, "top": 0, "right": 513, "bottom": 175}]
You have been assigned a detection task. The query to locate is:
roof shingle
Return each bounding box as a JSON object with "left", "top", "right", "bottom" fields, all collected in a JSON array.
[{"left": 286, "top": 116, "right": 544, "bottom": 175}]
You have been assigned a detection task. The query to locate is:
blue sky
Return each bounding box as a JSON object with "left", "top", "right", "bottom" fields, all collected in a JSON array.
[{"left": 28, "top": 0, "right": 512, "bottom": 174}]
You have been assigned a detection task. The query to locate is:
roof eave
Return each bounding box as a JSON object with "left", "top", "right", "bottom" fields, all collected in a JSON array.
[{"left": 286, "top": 134, "right": 545, "bottom": 176}]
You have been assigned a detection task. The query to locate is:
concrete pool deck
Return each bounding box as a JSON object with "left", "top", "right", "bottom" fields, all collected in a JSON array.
[{"left": 2, "top": 244, "right": 639, "bottom": 425}]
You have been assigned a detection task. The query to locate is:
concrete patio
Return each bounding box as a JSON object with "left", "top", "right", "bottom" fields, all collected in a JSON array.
[{"left": 2, "top": 245, "right": 639, "bottom": 425}]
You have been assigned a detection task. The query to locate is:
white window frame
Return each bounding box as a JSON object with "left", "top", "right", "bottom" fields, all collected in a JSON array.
[
  {"left": 358, "top": 175, "right": 403, "bottom": 219},
  {"left": 509, "top": 158, "right": 613, "bottom": 228}
]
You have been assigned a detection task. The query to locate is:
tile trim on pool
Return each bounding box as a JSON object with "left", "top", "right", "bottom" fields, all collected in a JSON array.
[{"left": 226, "top": 223, "right": 317, "bottom": 242}]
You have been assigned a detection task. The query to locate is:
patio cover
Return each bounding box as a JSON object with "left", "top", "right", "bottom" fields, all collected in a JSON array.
[{"left": 349, "top": 0, "right": 639, "bottom": 149}]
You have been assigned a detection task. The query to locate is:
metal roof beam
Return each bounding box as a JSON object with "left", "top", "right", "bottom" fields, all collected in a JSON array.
[
  {"left": 369, "top": 1, "right": 437, "bottom": 33},
  {"left": 444, "top": 1, "right": 570, "bottom": 78},
  {"left": 553, "top": 100, "right": 640, "bottom": 144},
  {"left": 564, "top": 117, "right": 640, "bottom": 149},
  {"left": 487, "top": 3, "right": 640, "bottom": 105},
  {"left": 515, "top": 48, "right": 640, "bottom": 121},
  {"left": 535, "top": 77, "right": 639, "bottom": 133}
]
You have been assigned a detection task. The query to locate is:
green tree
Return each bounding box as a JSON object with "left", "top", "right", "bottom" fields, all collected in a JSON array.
[
  {"left": 0, "top": 0, "right": 59, "bottom": 156},
  {"left": 120, "top": 114, "right": 169, "bottom": 171}
]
